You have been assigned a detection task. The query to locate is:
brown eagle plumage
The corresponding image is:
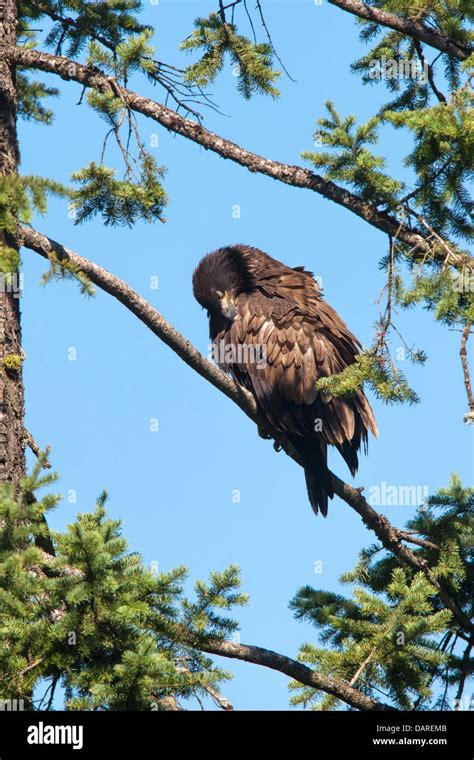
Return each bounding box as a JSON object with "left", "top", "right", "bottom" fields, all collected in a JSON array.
[{"left": 192, "top": 244, "right": 378, "bottom": 516}]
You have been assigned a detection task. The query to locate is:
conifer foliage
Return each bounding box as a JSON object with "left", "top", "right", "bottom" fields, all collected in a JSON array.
[
  {"left": 290, "top": 476, "right": 473, "bottom": 710},
  {"left": 0, "top": 456, "right": 244, "bottom": 710},
  {"left": 0, "top": 0, "right": 472, "bottom": 710}
]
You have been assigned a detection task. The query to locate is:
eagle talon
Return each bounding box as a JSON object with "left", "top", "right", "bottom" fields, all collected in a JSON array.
[
  {"left": 257, "top": 424, "right": 272, "bottom": 440},
  {"left": 273, "top": 434, "right": 287, "bottom": 452}
]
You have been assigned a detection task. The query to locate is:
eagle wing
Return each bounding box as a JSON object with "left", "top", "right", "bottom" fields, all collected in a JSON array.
[{"left": 216, "top": 263, "right": 378, "bottom": 474}]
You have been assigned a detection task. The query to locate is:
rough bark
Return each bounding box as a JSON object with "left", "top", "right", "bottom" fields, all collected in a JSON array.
[
  {"left": 179, "top": 632, "right": 396, "bottom": 711},
  {"left": 0, "top": 0, "right": 25, "bottom": 488},
  {"left": 460, "top": 322, "right": 474, "bottom": 424},
  {"left": 11, "top": 47, "right": 473, "bottom": 272},
  {"left": 329, "top": 0, "right": 471, "bottom": 60}
]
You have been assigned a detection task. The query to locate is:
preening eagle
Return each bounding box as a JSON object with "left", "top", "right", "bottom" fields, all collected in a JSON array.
[{"left": 193, "top": 244, "right": 378, "bottom": 516}]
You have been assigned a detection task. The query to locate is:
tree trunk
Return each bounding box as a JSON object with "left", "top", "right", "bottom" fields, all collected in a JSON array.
[{"left": 0, "top": 0, "right": 25, "bottom": 488}]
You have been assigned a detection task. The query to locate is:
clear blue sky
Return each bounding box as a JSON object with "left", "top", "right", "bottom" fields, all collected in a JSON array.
[{"left": 21, "top": 1, "right": 472, "bottom": 709}]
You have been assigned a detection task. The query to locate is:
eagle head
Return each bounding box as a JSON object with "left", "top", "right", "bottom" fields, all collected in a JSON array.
[{"left": 192, "top": 245, "right": 255, "bottom": 320}]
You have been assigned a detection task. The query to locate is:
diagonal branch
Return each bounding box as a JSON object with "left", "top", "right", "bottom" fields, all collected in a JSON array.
[
  {"left": 413, "top": 40, "right": 446, "bottom": 104},
  {"left": 454, "top": 643, "right": 472, "bottom": 710},
  {"left": 460, "top": 322, "right": 474, "bottom": 424},
  {"left": 328, "top": 0, "right": 472, "bottom": 60},
  {"left": 176, "top": 660, "right": 234, "bottom": 710},
  {"left": 177, "top": 629, "right": 395, "bottom": 711},
  {"left": 18, "top": 224, "right": 474, "bottom": 638},
  {"left": 12, "top": 46, "right": 472, "bottom": 272}
]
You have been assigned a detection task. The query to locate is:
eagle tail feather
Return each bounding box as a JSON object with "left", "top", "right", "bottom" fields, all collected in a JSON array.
[
  {"left": 289, "top": 436, "right": 334, "bottom": 517},
  {"left": 304, "top": 468, "right": 330, "bottom": 518}
]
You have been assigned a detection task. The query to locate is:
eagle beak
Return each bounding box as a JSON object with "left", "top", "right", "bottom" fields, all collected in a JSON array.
[{"left": 220, "top": 291, "right": 238, "bottom": 320}]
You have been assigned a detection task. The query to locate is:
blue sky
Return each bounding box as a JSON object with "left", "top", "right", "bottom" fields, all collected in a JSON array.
[{"left": 21, "top": 0, "right": 472, "bottom": 709}]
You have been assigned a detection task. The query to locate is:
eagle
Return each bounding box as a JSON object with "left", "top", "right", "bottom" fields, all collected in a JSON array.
[{"left": 192, "top": 244, "right": 378, "bottom": 516}]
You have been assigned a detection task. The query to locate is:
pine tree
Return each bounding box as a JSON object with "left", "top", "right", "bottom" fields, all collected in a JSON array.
[
  {"left": 0, "top": 0, "right": 471, "bottom": 711},
  {"left": 289, "top": 476, "right": 473, "bottom": 710},
  {"left": 0, "top": 455, "right": 246, "bottom": 710}
]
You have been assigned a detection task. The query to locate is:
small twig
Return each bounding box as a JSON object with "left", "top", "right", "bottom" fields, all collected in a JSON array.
[
  {"left": 220, "top": 0, "right": 242, "bottom": 14},
  {"left": 398, "top": 159, "right": 451, "bottom": 206},
  {"left": 218, "top": 0, "right": 228, "bottom": 22},
  {"left": 177, "top": 660, "right": 234, "bottom": 710},
  {"left": 19, "top": 657, "right": 44, "bottom": 678},
  {"left": 398, "top": 531, "right": 440, "bottom": 551},
  {"left": 413, "top": 39, "right": 446, "bottom": 103},
  {"left": 243, "top": 0, "right": 257, "bottom": 43},
  {"left": 413, "top": 631, "right": 453, "bottom": 710},
  {"left": 23, "top": 430, "right": 51, "bottom": 468},
  {"left": 349, "top": 645, "right": 378, "bottom": 687},
  {"left": 32, "top": 0, "right": 217, "bottom": 121},
  {"left": 406, "top": 209, "right": 459, "bottom": 268},
  {"left": 45, "top": 675, "right": 59, "bottom": 711},
  {"left": 376, "top": 234, "right": 395, "bottom": 352},
  {"left": 440, "top": 635, "right": 458, "bottom": 709},
  {"left": 455, "top": 643, "right": 472, "bottom": 710},
  {"left": 14, "top": 45, "right": 473, "bottom": 271},
  {"left": 255, "top": 0, "right": 296, "bottom": 81}
]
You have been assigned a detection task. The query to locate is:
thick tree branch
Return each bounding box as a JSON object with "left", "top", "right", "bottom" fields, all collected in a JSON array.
[
  {"left": 460, "top": 322, "right": 474, "bottom": 425},
  {"left": 18, "top": 226, "right": 261, "bottom": 420},
  {"left": 178, "top": 631, "right": 395, "bottom": 711},
  {"left": 12, "top": 47, "right": 472, "bottom": 272},
  {"left": 18, "top": 224, "right": 474, "bottom": 639},
  {"left": 18, "top": 230, "right": 402, "bottom": 711},
  {"left": 328, "top": 0, "right": 472, "bottom": 60}
]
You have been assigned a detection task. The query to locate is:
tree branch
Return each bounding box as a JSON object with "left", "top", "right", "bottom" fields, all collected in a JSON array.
[
  {"left": 17, "top": 225, "right": 263, "bottom": 419},
  {"left": 328, "top": 0, "right": 472, "bottom": 60},
  {"left": 28, "top": 0, "right": 212, "bottom": 120},
  {"left": 178, "top": 631, "right": 395, "bottom": 711},
  {"left": 413, "top": 40, "right": 446, "bottom": 104},
  {"left": 18, "top": 224, "right": 474, "bottom": 639},
  {"left": 349, "top": 644, "right": 377, "bottom": 687},
  {"left": 460, "top": 322, "right": 474, "bottom": 424},
  {"left": 12, "top": 47, "right": 472, "bottom": 272},
  {"left": 454, "top": 643, "right": 472, "bottom": 710},
  {"left": 176, "top": 660, "right": 234, "bottom": 711},
  {"left": 23, "top": 428, "right": 51, "bottom": 467}
]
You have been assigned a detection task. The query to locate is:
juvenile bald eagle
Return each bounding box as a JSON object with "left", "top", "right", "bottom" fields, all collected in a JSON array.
[{"left": 192, "top": 244, "right": 378, "bottom": 516}]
